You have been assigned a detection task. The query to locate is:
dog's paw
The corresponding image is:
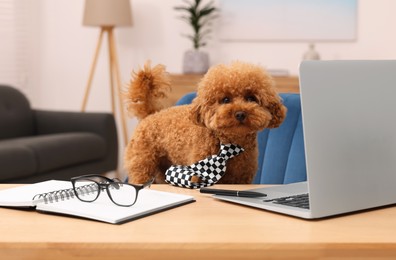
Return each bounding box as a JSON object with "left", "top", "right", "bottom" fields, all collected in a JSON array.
[{"left": 191, "top": 176, "right": 202, "bottom": 183}]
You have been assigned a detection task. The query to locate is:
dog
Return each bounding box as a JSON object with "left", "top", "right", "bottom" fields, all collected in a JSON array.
[{"left": 124, "top": 61, "right": 286, "bottom": 185}]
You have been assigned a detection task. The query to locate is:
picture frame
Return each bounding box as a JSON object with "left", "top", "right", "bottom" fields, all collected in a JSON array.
[{"left": 218, "top": 0, "right": 357, "bottom": 42}]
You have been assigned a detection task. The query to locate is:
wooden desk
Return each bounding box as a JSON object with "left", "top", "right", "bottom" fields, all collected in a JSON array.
[
  {"left": 168, "top": 74, "right": 299, "bottom": 105},
  {"left": 1, "top": 184, "right": 396, "bottom": 259}
]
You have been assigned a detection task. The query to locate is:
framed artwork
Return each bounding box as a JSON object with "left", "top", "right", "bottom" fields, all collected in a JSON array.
[{"left": 218, "top": 0, "right": 357, "bottom": 41}]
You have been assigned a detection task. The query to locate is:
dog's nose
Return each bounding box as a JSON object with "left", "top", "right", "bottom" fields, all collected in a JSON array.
[{"left": 235, "top": 111, "right": 247, "bottom": 122}]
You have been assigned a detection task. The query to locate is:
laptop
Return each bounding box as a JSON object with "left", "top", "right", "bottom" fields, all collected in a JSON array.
[{"left": 214, "top": 60, "right": 396, "bottom": 219}]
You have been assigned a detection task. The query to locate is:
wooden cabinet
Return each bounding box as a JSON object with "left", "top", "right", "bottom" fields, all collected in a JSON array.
[{"left": 168, "top": 74, "right": 299, "bottom": 105}]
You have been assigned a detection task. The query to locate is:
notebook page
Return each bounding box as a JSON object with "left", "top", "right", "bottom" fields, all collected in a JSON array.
[
  {"left": 36, "top": 188, "right": 195, "bottom": 224},
  {"left": 0, "top": 180, "right": 73, "bottom": 207}
]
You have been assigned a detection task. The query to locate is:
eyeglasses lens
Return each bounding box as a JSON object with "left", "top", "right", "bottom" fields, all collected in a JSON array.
[
  {"left": 74, "top": 178, "right": 100, "bottom": 202},
  {"left": 108, "top": 183, "right": 138, "bottom": 206}
]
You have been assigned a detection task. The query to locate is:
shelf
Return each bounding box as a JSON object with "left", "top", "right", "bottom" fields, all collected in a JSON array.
[{"left": 168, "top": 74, "right": 299, "bottom": 105}]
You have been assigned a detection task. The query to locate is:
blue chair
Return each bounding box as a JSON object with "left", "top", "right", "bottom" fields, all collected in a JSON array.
[{"left": 176, "top": 92, "right": 307, "bottom": 184}]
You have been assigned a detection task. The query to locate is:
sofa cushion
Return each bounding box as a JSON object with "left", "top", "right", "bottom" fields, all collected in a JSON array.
[
  {"left": 0, "top": 144, "right": 37, "bottom": 180},
  {"left": 0, "top": 85, "right": 34, "bottom": 140},
  {"left": 0, "top": 132, "right": 106, "bottom": 178}
]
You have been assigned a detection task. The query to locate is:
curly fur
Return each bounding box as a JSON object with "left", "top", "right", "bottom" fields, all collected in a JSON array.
[
  {"left": 126, "top": 61, "right": 171, "bottom": 120},
  {"left": 125, "top": 61, "right": 287, "bottom": 185}
]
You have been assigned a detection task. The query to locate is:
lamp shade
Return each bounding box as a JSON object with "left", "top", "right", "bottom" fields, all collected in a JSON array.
[{"left": 83, "top": 0, "right": 132, "bottom": 27}]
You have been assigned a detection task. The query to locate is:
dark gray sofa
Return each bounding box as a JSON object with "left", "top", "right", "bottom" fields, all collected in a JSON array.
[{"left": 0, "top": 85, "right": 118, "bottom": 183}]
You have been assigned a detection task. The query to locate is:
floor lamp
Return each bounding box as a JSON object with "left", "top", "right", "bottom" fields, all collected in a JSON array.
[{"left": 81, "top": 0, "right": 132, "bottom": 146}]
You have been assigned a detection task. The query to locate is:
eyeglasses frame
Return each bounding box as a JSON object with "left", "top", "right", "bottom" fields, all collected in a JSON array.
[{"left": 70, "top": 174, "right": 154, "bottom": 207}]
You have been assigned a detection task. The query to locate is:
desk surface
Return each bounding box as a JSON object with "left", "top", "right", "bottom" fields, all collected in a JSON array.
[{"left": 1, "top": 184, "right": 396, "bottom": 259}]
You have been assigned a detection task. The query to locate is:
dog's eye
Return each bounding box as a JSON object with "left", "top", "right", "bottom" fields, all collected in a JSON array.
[
  {"left": 245, "top": 95, "right": 257, "bottom": 103},
  {"left": 221, "top": 97, "right": 231, "bottom": 104}
]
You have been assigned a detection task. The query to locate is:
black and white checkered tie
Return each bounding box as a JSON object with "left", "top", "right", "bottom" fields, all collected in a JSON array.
[{"left": 165, "top": 143, "right": 244, "bottom": 189}]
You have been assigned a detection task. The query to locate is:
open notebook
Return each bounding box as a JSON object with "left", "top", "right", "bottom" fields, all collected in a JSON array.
[{"left": 0, "top": 180, "right": 195, "bottom": 224}]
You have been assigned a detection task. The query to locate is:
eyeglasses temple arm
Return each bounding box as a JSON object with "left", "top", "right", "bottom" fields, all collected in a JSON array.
[{"left": 142, "top": 177, "right": 155, "bottom": 188}]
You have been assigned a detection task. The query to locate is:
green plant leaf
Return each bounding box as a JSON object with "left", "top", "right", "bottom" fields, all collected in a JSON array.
[{"left": 174, "top": 0, "right": 218, "bottom": 49}]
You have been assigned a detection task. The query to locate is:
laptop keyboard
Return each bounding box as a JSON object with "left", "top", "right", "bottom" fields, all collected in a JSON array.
[{"left": 264, "top": 193, "right": 310, "bottom": 209}]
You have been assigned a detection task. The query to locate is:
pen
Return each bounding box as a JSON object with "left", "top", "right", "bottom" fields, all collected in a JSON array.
[{"left": 200, "top": 188, "right": 267, "bottom": 198}]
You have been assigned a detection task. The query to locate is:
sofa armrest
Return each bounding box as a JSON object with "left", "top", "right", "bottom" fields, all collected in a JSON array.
[{"left": 33, "top": 110, "right": 118, "bottom": 166}]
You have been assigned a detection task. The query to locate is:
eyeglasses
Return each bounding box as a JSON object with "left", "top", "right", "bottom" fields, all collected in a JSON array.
[{"left": 70, "top": 174, "right": 154, "bottom": 207}]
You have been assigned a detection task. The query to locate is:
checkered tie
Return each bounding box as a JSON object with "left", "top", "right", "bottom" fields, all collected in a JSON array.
[{"left": 165, "top": 144, "right": 244, "bottom": 189}]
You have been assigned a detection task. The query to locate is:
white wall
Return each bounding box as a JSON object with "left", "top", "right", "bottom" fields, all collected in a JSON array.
[
  {"left": 21, "top": 0, "right": 396, "bottom": 171},
  {"left": 28, "top": 0, "right": 396, "bottom": 110}
]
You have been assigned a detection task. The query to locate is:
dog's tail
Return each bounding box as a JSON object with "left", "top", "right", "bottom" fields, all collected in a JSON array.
[{"left": 126, "top": 60, "right": 171, "bottom": 120}]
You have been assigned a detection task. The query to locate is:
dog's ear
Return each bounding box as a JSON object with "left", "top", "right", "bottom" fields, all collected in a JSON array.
[
  {"left": 267, "top": 99, "right": 287, "bottom": 128},
  {"left": 189, "top": 102, "right": 205, "bottom": 127}
]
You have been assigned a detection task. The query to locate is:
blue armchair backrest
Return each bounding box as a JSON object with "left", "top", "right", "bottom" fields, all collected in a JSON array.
[{"left": 175, "top": 92, "right": 307, "bottom": 184}]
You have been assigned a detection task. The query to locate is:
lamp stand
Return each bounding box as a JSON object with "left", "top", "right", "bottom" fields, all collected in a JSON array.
[{"left": 81, "top": 26, "right": 128, "bottom": 147}]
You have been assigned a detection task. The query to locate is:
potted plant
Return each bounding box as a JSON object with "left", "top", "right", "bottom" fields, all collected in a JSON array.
[{"left": 174, "top": 0, "right": 218, "bottom": 74}]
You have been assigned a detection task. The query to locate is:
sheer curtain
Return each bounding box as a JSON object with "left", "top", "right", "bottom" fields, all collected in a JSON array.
[{"left": 0, "top": 0, "right": 28, "bottom": 91}]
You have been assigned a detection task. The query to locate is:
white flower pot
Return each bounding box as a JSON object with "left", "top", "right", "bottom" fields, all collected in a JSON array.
[{"left": 182, "top": 50, "right": 209, "bottom": 74}]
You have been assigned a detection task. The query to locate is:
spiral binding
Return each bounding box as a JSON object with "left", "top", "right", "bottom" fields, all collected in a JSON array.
[
  {"left": 31, "top": 183, "right": 99, "bottom": 205},
  {"left": 74, "top": 183, "right": 101, "bottom": 197},
  {"left": 32, "top": 188, "right": 76, "bottom": 205}
]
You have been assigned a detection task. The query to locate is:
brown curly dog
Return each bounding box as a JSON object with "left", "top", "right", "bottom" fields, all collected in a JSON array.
[{"left": 125, "top": 61, "right": 287, "bottom": 184}]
